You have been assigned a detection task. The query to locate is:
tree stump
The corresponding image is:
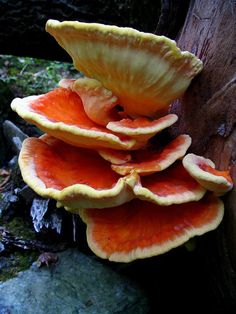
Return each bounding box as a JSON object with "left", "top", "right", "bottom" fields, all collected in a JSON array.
[{"left": 170, "top": 0, "right": 236, "bottom": 305}]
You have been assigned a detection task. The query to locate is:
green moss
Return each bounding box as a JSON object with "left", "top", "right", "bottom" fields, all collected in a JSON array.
[
  {"left": 0, "top": 55, "right": 79, "bottom": 97},
  {"left": 0, "top": 217, "right": 39, "bottom": 282},
  {"left": 0, "top": 217, "right": 36, "bottom": 240},
  {"left": 3, "top": 216, "right": 36, "bottom": 240},
  {"left": 0, "top": 251, "right": 38, "bottom": 282}
]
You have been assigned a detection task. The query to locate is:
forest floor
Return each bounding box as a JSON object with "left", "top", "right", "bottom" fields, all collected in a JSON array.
[
  {"left": 0, "top": 54, "right": 80, "bottom": 280},
  {"left": 0, "top": 54, "right": 78, "bottom": 97}
]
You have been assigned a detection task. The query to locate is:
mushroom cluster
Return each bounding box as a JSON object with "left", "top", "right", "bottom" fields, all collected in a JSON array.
[{"left": 11, "top": 20, "right": 233, "bottom": 262}]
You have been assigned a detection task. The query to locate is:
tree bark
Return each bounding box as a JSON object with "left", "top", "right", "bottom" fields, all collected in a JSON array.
[
  {"left": 170, "top": 0, "right": 236, "bottom": 303},
  {"left": 154, "top": 0, "right": 189, "bottom": 38}
]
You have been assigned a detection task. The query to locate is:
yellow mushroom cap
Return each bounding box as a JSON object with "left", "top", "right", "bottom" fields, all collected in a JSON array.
[{"left": 46, "top": 19, "right": 203, "bottom": 118}]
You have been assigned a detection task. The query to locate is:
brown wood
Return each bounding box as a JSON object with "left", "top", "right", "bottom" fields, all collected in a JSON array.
[
  {"left": 170, "top": 0, "right": 236, "bottom": 300},
  {"left": 155, "top": 0, "right": 190, "bottom": 38}
]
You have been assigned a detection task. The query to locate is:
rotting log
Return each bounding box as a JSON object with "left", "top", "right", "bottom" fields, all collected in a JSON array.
[{"left": 170, "top": 0, "right": 236, "bottom": 304}]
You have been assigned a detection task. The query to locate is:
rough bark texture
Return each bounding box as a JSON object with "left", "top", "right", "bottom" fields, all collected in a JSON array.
[
  {"left": 171, "top": 0, "right": 236, "bottom": 302},
  {"left": 154, "top": 0, "right": 190, "bottom": 38},
  {"left": 0, "top": 0, "right": 189, "bottom": 60}
]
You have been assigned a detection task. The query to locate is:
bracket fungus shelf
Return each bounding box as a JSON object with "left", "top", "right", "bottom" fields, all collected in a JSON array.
[
  {"left": 46, "top": 19, "right": 203, "bottom": 118},
  {"left": 11, "top": 19, "right": 233, "bottom": 262},
  {"left": 79, "top": 194, "right": 224, "bottom": 262}
]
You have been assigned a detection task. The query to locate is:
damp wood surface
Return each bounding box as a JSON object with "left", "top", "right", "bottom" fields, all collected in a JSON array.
[{"left": 170, "top": 0, "right": 236, "bottom": 305}]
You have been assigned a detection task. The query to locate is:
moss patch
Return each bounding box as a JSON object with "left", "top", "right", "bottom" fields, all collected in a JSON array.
[
  {"left": 0, "top": 55, "right": 79, "bottom": 97},
  {"left": 0, "top": 216, "right": 39, "bottom": 282},
  {"left": 0, "top": 250, "right": 38, "bottom": 282},
  {"left": 5, "top": 216, "right": 36, "bottom": 240}
]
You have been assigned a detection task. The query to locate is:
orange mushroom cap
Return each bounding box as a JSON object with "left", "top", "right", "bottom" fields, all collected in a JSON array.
[
  {"left": 9, "top": 19, "right": 231, "bottom": 264},
  {"left": 183, "top": 153, "right": 233, "bottom": 196},
  {"left": 112, "top": 134, "right": 192, "bottom": 175},
  {"left": 11, "top": 87, "right": 139, "bottom": 151},
  {"left": 46, "top": 19, "right": 203, "bottom": 118},
  {"left": 80, "top": 194, "right": 224, "bottom": 262},
  {"left": 98, "top": 149, "right": 132, "bottom": 165},
  {"left": 59, "top": 77, "right": 120, "bottom": 126},
  {"left": 132, "top": 161, "right": 206, "bottom": 206},
  {"left": 107, "top": 114, "right": 178, "bottom": 144},
  {"left": 19, "top": 134, "right": 137, "bottom": 210}
]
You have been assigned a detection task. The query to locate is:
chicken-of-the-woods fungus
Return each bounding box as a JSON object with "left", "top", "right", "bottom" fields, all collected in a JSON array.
[
  {"left": 18, "top": 134, "right": 137, "bottom": 210},
  {"left": 11, "top": 20, "right": 233, "bottom": 262},
  {"left": 131, "top": 162, "right": 206, "bottom": 206},
  {"left": 79, "top": 195, "right": 224, "bottom": 262},
  {"left": 45, "top": 20, "right": 203, "bottom": 118},
  {"left": 183, "top": 154, "right": 233, "bottom": 196},
  {"left": 111, "top": 134, "right": 192, "bottom": 175}
]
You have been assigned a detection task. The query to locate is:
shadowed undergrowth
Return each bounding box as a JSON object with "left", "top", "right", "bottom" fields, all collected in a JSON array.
[{"left": 0, "top": 55, "right": 78, "bottom": 97}]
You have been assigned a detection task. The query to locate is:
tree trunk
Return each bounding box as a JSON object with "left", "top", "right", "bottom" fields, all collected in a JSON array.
[
  {"left": 170, "top": 0, "right": 236, "bottom": 304},
  {"left": 0, "top": 0, "right": 188, "bottom": 60}
]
